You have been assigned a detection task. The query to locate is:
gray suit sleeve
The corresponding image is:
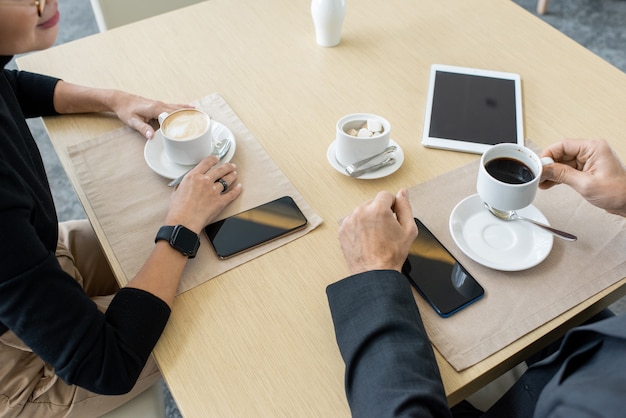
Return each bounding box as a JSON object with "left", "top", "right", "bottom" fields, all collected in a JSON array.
[{"left": 326, "top": 270, "right": 452, "bottom": 418}]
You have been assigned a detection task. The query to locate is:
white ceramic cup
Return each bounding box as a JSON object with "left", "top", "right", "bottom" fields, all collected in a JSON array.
[
  {"left": 158, "top": 109, "right": 213, "bottom": 165},
  {"left": 335, "top": 113, "right": 391, "bottom": 167},
  {"left": 477, "top": 143, "right": 554, "bottom": 211}
]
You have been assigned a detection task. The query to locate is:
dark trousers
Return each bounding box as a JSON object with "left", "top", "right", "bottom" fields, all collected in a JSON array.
[{"left": 451, "top": 309, "right": 615, "bottom": 418}]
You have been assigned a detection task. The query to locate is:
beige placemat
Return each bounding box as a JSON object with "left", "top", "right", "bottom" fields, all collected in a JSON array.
[
  {"left": 68, "top": 93, "right": 323, "bottom": 294},
  {"left": 408, "top": 159, "right": 626, "bottom": 371}
]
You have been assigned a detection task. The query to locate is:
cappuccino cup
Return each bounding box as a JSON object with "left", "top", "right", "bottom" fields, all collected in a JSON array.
[
  {"left": 335, "top": 113, "right": 391, "bottom": 167},
  {"left": 477, "top": 143, "right": 554, "bottom": 211},
  {"left": 158, "top": 109, "right": 213, "bottom": 165}
]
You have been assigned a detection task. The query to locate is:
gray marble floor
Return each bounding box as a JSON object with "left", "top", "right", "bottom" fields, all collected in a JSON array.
[
  {"left": 515, "top": 0, "right": 626, "bottom": 73},
  {"left": 7, "top": 0, "right": 626, "bottom": 415}
]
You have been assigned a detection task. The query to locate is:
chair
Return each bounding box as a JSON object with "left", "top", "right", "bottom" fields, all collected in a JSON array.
[
  {"left": 90, "top": 0, "right": 206, "bottom": 31},
  {"left": 100, "top": 380, "right": 166, "bottom": 418},
  {"left": 537, "top": 0, "right": 549, "bottom": 15}
]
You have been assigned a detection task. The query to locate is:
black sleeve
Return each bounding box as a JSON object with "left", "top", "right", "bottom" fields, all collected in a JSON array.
[
  {"left": 326, "top": 270, "right": 452, "bottom": 418},
  {"left": 0, "top": 179, "right": 170, "bottom": 394},
  {"left": 1, "top": 251, "right": 171, "bottom": 394},
  {"left": 3, "top": 70, "right": 60, "bottom": 118}
]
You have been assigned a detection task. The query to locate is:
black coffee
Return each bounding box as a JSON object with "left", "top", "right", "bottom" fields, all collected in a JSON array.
[{"left": 485, "top": 157, "right": 535, "bottom": 184}]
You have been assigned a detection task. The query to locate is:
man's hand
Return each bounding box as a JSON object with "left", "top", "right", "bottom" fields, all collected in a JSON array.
[
  {"left": 339, "top": 189, "right": 418, "bottom": 275},
  {"left": 541, "top": 139, "right": 626, "bottom": 217}
]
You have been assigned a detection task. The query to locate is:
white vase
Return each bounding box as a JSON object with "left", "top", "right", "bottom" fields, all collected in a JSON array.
[{"left": 311, "top": 0, "right": 346, "bottom": 47}]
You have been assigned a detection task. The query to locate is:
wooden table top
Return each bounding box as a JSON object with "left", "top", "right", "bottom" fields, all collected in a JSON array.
[{"left": 18, "top": 0, "right": 626, "bottom": 414}]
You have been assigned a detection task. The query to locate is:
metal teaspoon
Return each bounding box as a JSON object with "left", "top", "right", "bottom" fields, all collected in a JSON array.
[{"left": 483, "top": 202, "right": 577, "bottom": 241}]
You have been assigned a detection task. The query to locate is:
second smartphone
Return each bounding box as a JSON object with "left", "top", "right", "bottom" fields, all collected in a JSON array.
[
  {"left": 204, "top": 196, "right": 308, "bottom": 259},
  {"left": 402, "top": 218, "right": 484, "bottom": 317}
]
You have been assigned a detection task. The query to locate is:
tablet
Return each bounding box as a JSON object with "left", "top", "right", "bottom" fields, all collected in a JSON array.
[{"left": 422, "top": 64, "right": 524, "bottom": 154}]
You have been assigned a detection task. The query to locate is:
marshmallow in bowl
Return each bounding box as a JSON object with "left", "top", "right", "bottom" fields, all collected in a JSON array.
[
  {"left": 346, "top": 118, "right": 385, "bottom": 138},
  {"left": 357, "top": 128, "right": 372, "bottom": 138},
  {"left": 367, "top": 118, "right": 383, "bottom": 133}
]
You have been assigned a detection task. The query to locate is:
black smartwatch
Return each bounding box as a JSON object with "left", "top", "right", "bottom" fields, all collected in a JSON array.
[{"left": 155, "top": 225, "right": 200, "bottom": 258}]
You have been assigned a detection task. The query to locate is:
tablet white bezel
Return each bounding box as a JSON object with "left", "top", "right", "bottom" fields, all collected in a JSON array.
[{"left": 421, "top": 64, "right": 524, "bottom": 154}]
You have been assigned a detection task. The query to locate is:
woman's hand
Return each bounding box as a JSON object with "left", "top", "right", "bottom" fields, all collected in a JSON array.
[
  {"left": 54, "top": 82, "right": 191, "bottom": 139},
  {"left": 127, "top": 156, "right": 241, "bottom": 307},
  {"left": 165, "top": 156, "right": 243, "bottom": 234},
  {"left": 108, "top": 91, "right": 189, "bottom": 140}
]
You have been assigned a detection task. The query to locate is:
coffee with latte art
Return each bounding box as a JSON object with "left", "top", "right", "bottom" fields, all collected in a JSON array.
[{"left": 161, "top": 109, "right": 210, "bottom": 141}]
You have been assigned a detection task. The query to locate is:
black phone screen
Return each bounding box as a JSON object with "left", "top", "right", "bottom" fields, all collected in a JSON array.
[
  {"left": 204, "top": 196, "right": 308, "bottom": 259},
  {"left": 402, "top": 218, "right": 484, "bottom": 317}
]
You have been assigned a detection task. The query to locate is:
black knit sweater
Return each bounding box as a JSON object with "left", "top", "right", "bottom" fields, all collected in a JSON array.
[{"left": 0, "top": 56, "right": 170, "bottom": 395}]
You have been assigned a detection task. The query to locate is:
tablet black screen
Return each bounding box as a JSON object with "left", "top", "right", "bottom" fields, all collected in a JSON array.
[{"left": 429, "top": 71, "right": 518, "bottom": 145}]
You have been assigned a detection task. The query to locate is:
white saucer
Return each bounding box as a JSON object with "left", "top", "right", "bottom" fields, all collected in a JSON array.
[
  {"left": 144, "top": 121, "right": 236, "bottom": 179},
  {"left": 326, "top": 139, "right": 404, "bottom": 179},
  {"left": 449, "top": 194, "right": 553, "bottom": 271}
]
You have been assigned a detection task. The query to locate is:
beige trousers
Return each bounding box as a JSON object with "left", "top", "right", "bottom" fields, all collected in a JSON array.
[{"left": 0, "top": 220, "right": 162, "bottom": 418}]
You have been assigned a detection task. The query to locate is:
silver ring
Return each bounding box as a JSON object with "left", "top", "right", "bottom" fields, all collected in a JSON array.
[{"left": 216, "top": 178, "right": 228, "bottom": 192}]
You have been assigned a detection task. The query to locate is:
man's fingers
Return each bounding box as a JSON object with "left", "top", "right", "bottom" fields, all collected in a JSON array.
[
  {"left": 542, "top": 163, "right": 585, "bottom": 190},
  {"left": 394, "top": 189, "right": 418, "bottom": 240}
]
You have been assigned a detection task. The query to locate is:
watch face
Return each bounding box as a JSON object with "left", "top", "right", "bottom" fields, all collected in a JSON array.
[{"left": 173, "top": 225, "right": 200, "bottom": 256}]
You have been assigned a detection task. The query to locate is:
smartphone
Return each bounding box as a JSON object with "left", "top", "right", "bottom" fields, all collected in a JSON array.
[
  {"left": 402, "top": 218, "right": 484, "bottom": 317},
  {"left": 204, "top": 196, "right": 308, "bottom": 259}
]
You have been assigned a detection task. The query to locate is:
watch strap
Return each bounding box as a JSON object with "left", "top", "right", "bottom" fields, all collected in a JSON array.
[
  {"left": 155, "top": 225, "right": 200, "bottom": 258},
  {"left": 155, "top": 225, "right": 176, "bottom": 243}
]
